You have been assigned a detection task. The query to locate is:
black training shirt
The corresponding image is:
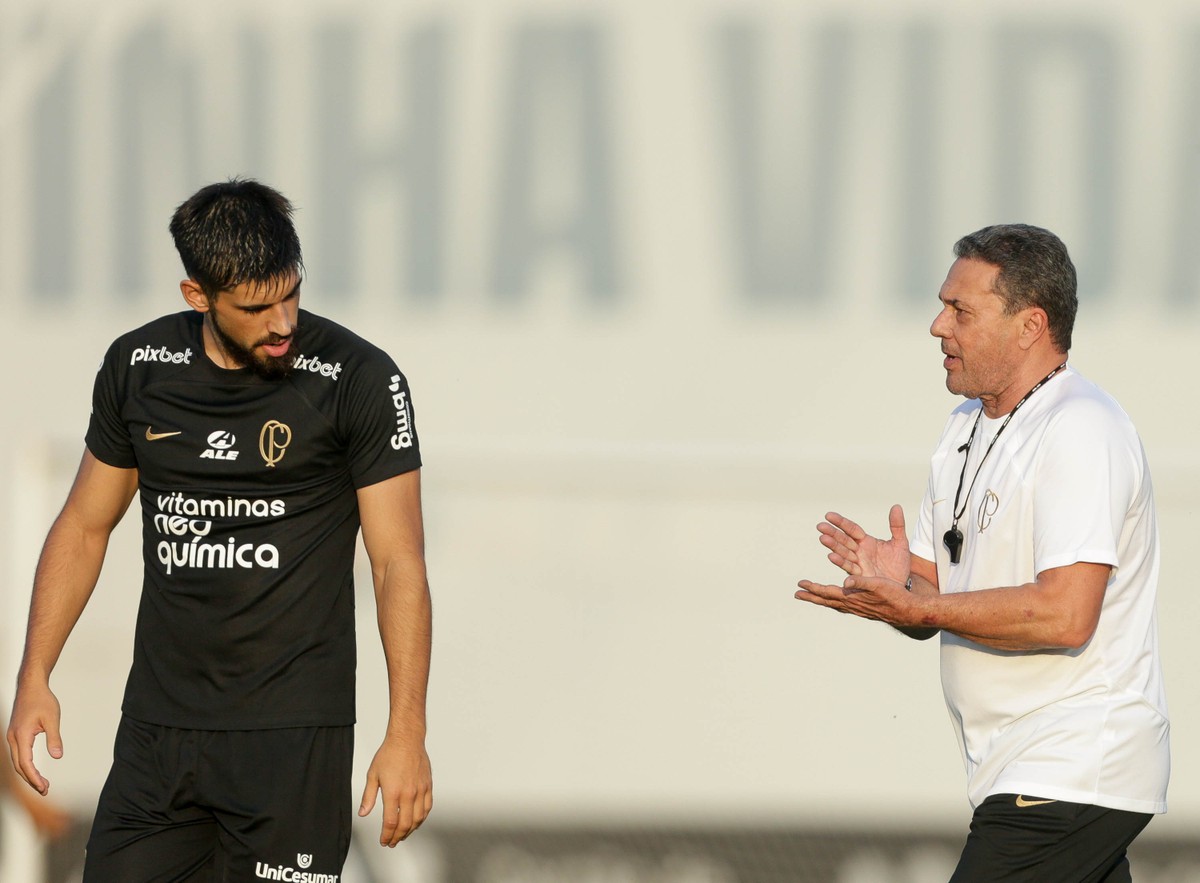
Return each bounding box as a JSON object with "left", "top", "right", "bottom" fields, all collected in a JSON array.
[{"left": 86, "top": 309, "right": 421, "bottom": 729}]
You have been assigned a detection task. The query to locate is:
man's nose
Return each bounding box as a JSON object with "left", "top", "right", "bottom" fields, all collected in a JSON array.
[
  {"left": 930, "top": 307, "right": 951, "bottom": 338},
  {"left": 266, "top": 305, "right": 294, "bottom": 337}
]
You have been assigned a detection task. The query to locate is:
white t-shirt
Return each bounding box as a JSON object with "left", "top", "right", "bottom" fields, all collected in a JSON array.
[{"left": 910, "top": 367, "right": 1169, "bottom": 814}]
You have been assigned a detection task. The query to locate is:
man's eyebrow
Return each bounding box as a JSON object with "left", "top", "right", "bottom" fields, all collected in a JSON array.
[
  {"left": 240, "top": 279, "right": 301, "bottom": 310},
  {"left": 267, "top": 279, "right": 302, "bottom": 302}
]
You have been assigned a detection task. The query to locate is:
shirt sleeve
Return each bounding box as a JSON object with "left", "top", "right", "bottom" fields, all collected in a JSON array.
[
  {"left": 340, "top": 350, "right": 422, "bottom": 488},
  {"left": 1032, "top": 399, "right": 1135, "bottom": 575},
  {"left": 910, "top": 468, "right": 937, "bottom": 563},
  {"left": 910, "top": 410, "right": 963, "bottom": 565},
  {"left": 85, "top": 341, "right": 137, "bottom": 468}
]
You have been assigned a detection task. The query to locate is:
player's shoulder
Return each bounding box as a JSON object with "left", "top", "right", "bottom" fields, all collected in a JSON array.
[
  {"left": 291, "top": 310, "right": 407, "bottom": 386},
  {"left": 103, "top": 311, "right": 203, "bottom": 376}
]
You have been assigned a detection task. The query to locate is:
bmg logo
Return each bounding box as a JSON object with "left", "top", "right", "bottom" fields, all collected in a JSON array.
[{"left": 388, "top": 375, "right": 414, "bottom": 450}]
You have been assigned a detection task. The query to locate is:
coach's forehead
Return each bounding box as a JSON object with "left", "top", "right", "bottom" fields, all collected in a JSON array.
[{"left": 939, "top": 258, "right": 1001, "bottom": 304}]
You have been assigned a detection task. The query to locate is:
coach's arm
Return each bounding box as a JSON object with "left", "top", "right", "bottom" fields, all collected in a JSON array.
[
  {"left": 797, "top": 559, "right": 1109, "bottom": 651},
  {"left": 896, "top": 553, "right": 940, "bottom": 641}
]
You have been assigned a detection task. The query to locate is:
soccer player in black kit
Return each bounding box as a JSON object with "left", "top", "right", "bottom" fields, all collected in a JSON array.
[{"left": 6, "top": 179, "right": 433, "bottom": 881}]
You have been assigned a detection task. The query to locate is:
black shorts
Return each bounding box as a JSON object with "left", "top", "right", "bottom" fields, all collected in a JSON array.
[
  {"left": 84, "top": 716, "right": 353, "bottom": 883},
  {"left": 949, "top": 792, "right": 1154, "bottom": 883}
]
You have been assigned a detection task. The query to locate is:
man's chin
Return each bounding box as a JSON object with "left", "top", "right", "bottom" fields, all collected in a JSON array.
[
  {"left": 944, "top": 375, "right": 971, "bottom": 398},
  {"left": 248, "top": 352, "right": 294, "bottom": 380}
]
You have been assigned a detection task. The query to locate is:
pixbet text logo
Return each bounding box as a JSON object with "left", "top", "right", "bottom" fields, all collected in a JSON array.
[
  {"left": 131, "top": 345, "right": 192, "bottom": 366},
  {"left": 291, "top": 353, "right": 342, "bottom": 380},
  {"left": 388, "top": 375, "right": 414, "bottom": 450}
]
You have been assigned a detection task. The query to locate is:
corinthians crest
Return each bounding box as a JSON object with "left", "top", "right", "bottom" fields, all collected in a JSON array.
[{"left": 259, "top": 420, "right": 292, "bottom": 468}]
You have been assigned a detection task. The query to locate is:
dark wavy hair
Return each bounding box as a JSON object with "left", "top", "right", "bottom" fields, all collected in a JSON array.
[
  {"left": 954, "top": 224, "right": 1077, "bottom": 352},
  {"left": 168, "top": 178, "right": 304, "bottom": 297}
]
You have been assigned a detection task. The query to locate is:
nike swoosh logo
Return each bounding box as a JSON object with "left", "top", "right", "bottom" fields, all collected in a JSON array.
[
  {"left": 1015, "top": 795, "right": 1058, "bottom": 808},
  {"left": 145, "top": 427, "right": 182, "bottom": 441}
]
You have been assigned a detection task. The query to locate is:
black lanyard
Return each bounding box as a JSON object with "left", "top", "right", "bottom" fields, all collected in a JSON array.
[{"left": 943, "top": 362, "right": 1067, "bottom": 565}]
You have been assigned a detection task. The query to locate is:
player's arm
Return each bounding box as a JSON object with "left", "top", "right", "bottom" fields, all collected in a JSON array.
[
  {"left": 7, "top": 450, "right": 137, "bottom": 795},
  {"left": 355, "top": 469, "right": 433, "bottom": 847}
]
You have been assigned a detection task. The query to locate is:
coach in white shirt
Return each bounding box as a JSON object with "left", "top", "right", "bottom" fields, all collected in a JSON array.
[{"left": 795, "top": 224, "right": 1169, "bottom": 883}]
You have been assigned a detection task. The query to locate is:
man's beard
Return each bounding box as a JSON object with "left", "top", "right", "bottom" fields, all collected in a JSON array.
[{"left": 210, "top": 311, "right": 297, "bottom": 380}]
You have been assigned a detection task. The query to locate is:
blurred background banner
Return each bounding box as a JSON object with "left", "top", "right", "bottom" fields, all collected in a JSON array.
[{"left": 2, "top": 0, "right": 1199, "bottom": 880}]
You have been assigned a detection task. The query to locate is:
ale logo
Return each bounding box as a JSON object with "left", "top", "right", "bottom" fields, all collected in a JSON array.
[
  {"left": 297, "top": 854, "right": 313, "bottom": 869},
  {"left": 200, "top": 430, "right": 239, "bottom": 461},
  {"left": 259, "top": 420, "right": 292, "bottom": 468}
]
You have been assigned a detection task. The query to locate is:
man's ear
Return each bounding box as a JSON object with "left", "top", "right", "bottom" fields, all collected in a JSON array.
[
  {"left": 1018, "top": 306, "right": 1049, "bottom": 351},
  {"left": 180, "top": 279, "right": 212, "bottom": 313}
]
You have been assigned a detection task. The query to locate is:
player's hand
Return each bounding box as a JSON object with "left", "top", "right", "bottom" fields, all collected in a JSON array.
[
  {"left": 817, "top": 505, "right": 910, "bottom": 583},
  {"left": 358, "top": 734, "right": 433, "bottom": 847},
  {"left": 6, "top": 683, "right": 64, "bottom": 796}
]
